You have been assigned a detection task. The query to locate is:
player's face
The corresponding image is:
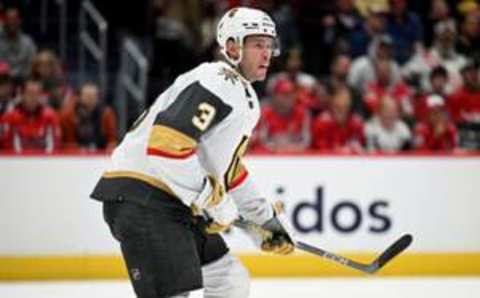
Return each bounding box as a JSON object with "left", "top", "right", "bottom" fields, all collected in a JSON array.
[{"left": 240, "top": 35, "right": 274, "bottom": 82}]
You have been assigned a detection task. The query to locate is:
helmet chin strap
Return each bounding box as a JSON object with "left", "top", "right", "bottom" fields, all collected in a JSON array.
[
  {"left": 220, "top": 40, "right": 252, "bottom": 81},
  {"left": 222, "top": 49, "right": 242, "bottom": 66},
  {"left": 221, "top": 39, "right": 243, "bottom": 67}
]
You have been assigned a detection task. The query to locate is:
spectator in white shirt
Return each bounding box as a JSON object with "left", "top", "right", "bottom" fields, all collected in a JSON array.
[
  {"left": 403, "top": 19, "right": 467, "bottom": 95},
  {"left": 365, "top": 96, "right": 412, "bottom": 152},
  {"left": 348, "top": 34, "right": 402, "bottom": 94}
]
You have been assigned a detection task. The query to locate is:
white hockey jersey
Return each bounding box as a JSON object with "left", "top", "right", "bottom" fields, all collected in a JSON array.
[{"left": 102, "top": 61, "right": 273, "bottom": 225}]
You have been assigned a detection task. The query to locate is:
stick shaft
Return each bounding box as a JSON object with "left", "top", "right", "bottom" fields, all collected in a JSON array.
[
  {"left": 233, "top": 219, "right": 375, "bottom": 273},
  {"left": 233, "top": 218, "right": 411, "bottom": 274},
  {"left": 295, "top": 241, "right": 376, "bottom": 273}
]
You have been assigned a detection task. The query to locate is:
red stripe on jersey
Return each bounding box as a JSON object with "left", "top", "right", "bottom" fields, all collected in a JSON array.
[
  {"left": 229, "top": 168, "right": 248, "bottom": 191},
  {"left": 147, "top": 147, "right": 196, "bottom": 159}
]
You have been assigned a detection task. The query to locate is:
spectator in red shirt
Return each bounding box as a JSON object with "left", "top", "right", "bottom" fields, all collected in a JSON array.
[
  {"left": 413, "top": 65, "right": 450, "bottom": 123},
  {"left": 252, "top": 79, "right": 310, "bottom": 152},
  {"left": 449, "top": 61, "right": 480, "bottom": 124},
  {"left": 0, "top": 61, "right": 14, "bottom": 112},
  {"left": 266, "top": 48, "right": 317, "bottom": 99},
  {"left": 0, "top": 61, "right": 14, "bottom": 148},
  {"left": 414, "top": 94, "right": 458, "bottom": 151},
  {"left": 311, "top": 87, "right": 365, "bottom": 153},
  {"left": 448, "top": 61, "right": 480, "bottom": 149},
  {"left": 295, "top": 54, "right": 351, "bottom": 118},
  {"left": 2, "top": 78, "right": 61, "bottom": 152},
  {"left": 363, "top": 59, "right": 414, "bottom": 118},
  {"left": 59, "top": 83, "right": 118, "bottom": 151}
]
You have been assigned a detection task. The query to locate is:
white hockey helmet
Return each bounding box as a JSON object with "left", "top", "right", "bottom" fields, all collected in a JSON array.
[{"left": 216, "top": 7, "right": 280, "bottom": 66}]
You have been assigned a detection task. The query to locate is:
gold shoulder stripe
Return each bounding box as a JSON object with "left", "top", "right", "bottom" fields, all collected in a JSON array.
[{"left": 148, "top": 125, "right": 197, "bottom": 158}]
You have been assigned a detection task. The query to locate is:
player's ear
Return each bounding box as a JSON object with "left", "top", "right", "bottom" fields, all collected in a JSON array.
[{"left": 226, "top": 38, "right": 240, "bottom": 61}]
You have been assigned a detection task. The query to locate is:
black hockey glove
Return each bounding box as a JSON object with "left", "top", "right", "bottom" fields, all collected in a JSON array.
[{"left": 260, "top": 203, "right": 295, "bottom": 255}]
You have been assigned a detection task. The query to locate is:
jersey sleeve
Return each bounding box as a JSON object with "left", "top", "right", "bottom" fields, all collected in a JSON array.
[
  {"left": 228, "top": 172, "right": 274, "bottom": 225},
  {"left": 146, "top": 81, "right": 233, "bottom": 205},
  {"left": 199, "top": 128, "right": 274, "bottom": 225}
]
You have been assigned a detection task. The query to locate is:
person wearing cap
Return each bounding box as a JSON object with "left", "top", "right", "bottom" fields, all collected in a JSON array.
[
  {"left": 413, "top": 65, "right": 451, "bottom": 122},
  {"left": 414, "top": 94, "right": 458, "bottom": 151},
  {"left": 348, "top": 33, "right": 402, "bottom": 95},
  {"left": 89, "top": 7, "right": 294, "bottom": 298},
  {"left": 266, "top": 47, "right": 317, "bottom": 101},
  {"left": 403, "top": 19, "right": 467, "bottom": 94},
  {"left": 252, "top": 78, "right": 311, "bottom": 152}
]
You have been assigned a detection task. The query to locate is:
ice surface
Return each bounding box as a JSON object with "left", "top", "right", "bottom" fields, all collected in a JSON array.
[{"left": 1, "top": 277, "right": 479, "bottom": 298}]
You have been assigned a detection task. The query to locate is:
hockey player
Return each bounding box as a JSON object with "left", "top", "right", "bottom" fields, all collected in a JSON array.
[{"left": 90, "top": 7, "right": 294, "bottom": 298}]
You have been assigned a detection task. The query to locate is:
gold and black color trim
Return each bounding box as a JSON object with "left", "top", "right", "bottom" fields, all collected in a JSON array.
[
  {"left": 147, "top": 125, "right": 197, "bottom": 159},
  {"left": 101, "top": 170, "right": 175, "bottom": 196},
  {"left": 153, "top": 81, "right": 232, "bottom": 141},
  {"left": 224, "top": 136, "right": 250, "bottom": 191}
]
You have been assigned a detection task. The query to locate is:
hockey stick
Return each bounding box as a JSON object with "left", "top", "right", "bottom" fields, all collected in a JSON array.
[{"left": 233, "top": 218, "right": 413, "bottom": 274}]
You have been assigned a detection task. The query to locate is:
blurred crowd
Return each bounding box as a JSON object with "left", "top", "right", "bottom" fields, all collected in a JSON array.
[
  {"left": 1, "top": 0, "right": 480, "bottom": 154},
  {"left": 0, "top": 6, "right": 118, "bottom": 153},
  {"left": 246, "top": 0, "right": 480, "bottom": 154}
]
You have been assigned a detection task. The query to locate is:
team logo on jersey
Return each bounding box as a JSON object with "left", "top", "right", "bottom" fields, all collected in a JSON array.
[{"left": 219, "top": 67, "right": 239, "bottom": 85}]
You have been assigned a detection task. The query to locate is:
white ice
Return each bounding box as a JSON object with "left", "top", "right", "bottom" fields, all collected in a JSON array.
[{"left": 1, "top": 277, "right": 479, "bottom": 298}]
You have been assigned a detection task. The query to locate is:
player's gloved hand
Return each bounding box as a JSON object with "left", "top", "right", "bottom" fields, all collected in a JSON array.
[
  {"left": 203, "top": 196, "right": 238, "bottom": 234},
  {"left": 192, "top": 175, "right": 238, "bottom": 234},
  {"left": 260, "top": 202, "right": 295, "bottom": 255}
]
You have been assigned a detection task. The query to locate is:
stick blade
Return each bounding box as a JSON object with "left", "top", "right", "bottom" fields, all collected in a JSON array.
[{"left": 374, "top": 234, "right": 413, "bottom": 271}]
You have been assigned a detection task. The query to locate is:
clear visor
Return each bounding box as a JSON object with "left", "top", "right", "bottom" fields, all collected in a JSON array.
[{"left": 244, "top": 34, "right": 281, "bottom": 56}]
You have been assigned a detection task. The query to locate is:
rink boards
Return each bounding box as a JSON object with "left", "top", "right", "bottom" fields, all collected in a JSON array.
[{"left": 1, "top": 154, "right": 479, "bottom": 279}]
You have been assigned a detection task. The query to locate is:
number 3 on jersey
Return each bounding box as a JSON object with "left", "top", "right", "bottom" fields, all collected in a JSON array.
[{"left": 192, "top": 102, "right": 216, "bottom": 131}]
